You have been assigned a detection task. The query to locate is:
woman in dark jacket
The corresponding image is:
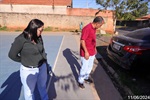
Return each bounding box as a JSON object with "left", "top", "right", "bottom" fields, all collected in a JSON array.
[{"left": 9, "top": 19, "right": 49, "bottom": 100}]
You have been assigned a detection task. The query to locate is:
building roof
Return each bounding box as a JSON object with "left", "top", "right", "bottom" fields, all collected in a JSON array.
[
  {"left": 0, "top": 0, "right": 72, "bottom": 6},
  {"left": 142, "top": 14, "right": 150, "bottom": 19},
  {"left": 136, "top": 14, "right": 150, "bottom": 21}
]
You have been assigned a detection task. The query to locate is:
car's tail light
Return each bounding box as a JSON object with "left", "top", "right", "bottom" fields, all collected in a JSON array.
[{"left": 123, "top": 46, "right": 148, "bottom": 55}]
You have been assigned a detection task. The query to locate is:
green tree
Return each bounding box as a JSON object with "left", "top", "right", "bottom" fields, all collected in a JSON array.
[
  {"left": 96, "top": 0, "right": 149, "bottom": 20},
  {"left": 125, "top": 0, "right": 148, "bottom": 20}
]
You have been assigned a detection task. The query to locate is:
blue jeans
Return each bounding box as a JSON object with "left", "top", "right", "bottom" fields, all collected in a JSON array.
[
  {"left": 20, "top": 63, "right": 49, "bottom": 100},
  {"left": 78, "top": 55, "right": 95, "bottom": 84}
]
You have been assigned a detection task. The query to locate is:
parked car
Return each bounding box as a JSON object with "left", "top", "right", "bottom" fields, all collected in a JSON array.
[{"left": 107, "top": 28, "right": 150, "bottom": 70}]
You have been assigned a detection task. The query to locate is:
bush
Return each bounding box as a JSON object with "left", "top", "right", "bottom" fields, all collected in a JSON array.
[{"left": 0, "top": 26, "right": 8, "bottom": 31}]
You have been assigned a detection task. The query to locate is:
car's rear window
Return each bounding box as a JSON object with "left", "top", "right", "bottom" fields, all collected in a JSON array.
[{"left": 125, "top": 28, "right": 150, "bottom": 41}]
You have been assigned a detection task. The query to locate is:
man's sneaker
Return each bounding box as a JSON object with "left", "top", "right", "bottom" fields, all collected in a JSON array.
[
  {"left": 78, "top": 83, "right": 85, "bottom": 89},
  {"left": 84, "top": 78, "right": 93, "bottom": 83}
]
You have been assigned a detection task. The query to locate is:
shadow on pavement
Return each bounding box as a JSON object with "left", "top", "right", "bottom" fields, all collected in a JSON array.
[
  {"left": 0, "top": 70, "right": 22, "bottom": 100},
  {"left": 63, "top": 48, "right": 81, "bottom": 82},
  {"left": 48, "top": 61, "right": 79, "bottom": 100}
]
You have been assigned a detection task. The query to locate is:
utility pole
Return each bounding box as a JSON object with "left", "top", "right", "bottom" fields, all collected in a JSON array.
[
  {"left": 10, "top": 0, "right": 13, "bottom": 11},
  {"left": 52, "top": 0, "right": 54, "bottom": 9}
]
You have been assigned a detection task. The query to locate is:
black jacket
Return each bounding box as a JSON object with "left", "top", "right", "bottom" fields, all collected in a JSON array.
[{"left": 8, "top": 33, "right": 47, "bottom": 67}]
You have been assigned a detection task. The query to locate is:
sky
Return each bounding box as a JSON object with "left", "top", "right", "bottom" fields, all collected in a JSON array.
[
  {"left": 73, "top": 0, "right": 150, "bottom": 14},
  {"left": 73, "top": 0, "right": 101, "bottom": 9}
]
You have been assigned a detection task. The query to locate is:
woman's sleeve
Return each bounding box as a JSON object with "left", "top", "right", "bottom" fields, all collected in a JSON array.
[{"left": 8, "top": 36, "right": 24, "bottom": 62}]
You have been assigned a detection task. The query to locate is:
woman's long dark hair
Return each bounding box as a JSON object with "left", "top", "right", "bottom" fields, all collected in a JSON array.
[{"left": 23, "top": 19, "right": 44, "bottom": 43}]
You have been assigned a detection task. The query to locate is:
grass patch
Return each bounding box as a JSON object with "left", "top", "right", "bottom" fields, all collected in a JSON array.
[
  {"left": 15, "top": 28, "right": 22, "bottom": 32},
  {"left": 116, "top": 26, "right": 138, "bottom": 31},
  {"left": 55, "top": 27, "right": 59, "bottom": 30},
  {"left": 15, "top": 29, "right": 22, "bottom": 32},
  {"left": 44, "top": 26, "right": 53, "bottom": 31},
  {"left": 0, "top": 26, "right": 8, "bottom": 31}
]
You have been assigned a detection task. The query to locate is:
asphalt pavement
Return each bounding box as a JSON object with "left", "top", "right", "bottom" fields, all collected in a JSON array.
[{"left": 0, "top": 32, "right": 123, "bottom": 100}]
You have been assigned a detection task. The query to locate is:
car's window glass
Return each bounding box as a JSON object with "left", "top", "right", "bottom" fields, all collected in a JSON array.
[{"left": 125, "top": 29, "right": 150, "bottom": 40}]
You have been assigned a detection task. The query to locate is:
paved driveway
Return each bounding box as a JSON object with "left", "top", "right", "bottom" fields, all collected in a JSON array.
[
  {"left": 0, "top": 32, "right": 123, "bottom": 100},
  {"left": 0, "top": 32, "right": 63, "bottom": 100}
]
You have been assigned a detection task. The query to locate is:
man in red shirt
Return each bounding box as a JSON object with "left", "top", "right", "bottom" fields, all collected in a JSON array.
[{"left": 78, "top": 16, "right": 104, "bottom": 89}]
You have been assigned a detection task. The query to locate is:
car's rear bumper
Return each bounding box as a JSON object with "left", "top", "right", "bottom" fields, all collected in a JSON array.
[{"left": 107, "top": 46, "right": 131, "bottom": 69}]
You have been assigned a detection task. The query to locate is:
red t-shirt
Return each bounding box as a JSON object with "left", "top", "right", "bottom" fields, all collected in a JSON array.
[{"left": 80, "top": 23, "right": 96, "bottom": 57}]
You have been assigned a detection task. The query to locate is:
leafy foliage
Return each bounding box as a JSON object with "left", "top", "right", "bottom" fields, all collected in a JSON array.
[{"left": 96, "top": 0, "right": 149, "bottom": 20}]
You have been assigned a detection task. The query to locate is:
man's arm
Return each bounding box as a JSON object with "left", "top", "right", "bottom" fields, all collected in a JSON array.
[{"left": 81, "top": 40, "right": 89, "bottom": 60}]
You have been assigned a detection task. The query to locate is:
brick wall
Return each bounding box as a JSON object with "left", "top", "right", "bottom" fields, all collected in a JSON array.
[
  {"left": 0, "top": 4, "right": 67, "bottom": 14},
  {"left": 0, "top": 0, "right": 72, "bottom": 6},
  {"left": 67, "top": 8, "right": 113, "bottom": 17},
  {"left": 0, "top": 13, "right": 93, "bottom": 29},
  {"left": 67, "top": 8, "right": 115, "bottom": 33},
  {"left": 0, "top": 1, "right": 115, "bottom": 33},
  {"left": 0, "top": 4, "right": 115, "bottom": 33},
  {"left": 0, "top": 12, "right": 114, "bottom": 33}
]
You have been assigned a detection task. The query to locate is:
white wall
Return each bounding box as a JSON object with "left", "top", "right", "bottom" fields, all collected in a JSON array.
[{"left": 0, "top": 4, "right": 67, "bottom": 14}]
